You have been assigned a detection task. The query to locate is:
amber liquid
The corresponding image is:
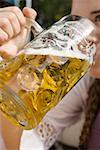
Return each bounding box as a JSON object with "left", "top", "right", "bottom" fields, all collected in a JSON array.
[{"left": 0, "top": 54, "right": 90, "bottom": 129}]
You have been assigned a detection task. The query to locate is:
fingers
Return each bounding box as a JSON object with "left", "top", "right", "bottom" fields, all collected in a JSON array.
[
  {"left": 0, "top": 17, "right": 14, "bottom": 40},
  {"left": 0, "top": 6, "right": 26, "bottom": 26},
  {"left": 4, "top": 12, "right": 21, "bottom": 35},
  {"left": 0, "top": 7, "right": 37, "bottom": 44},
  {"left": 22, "top": 7, "right": 37, "bottom": 19},
  {"left": 0, "top": 40, "right": 18, "bottom": 58},
  {"left": 0, "top": 6, "right": 37, "bottom": 58},
  {"left": 0, "top": 7, "right": 26, "bottom": 42},
  {"left": 0, "top": 28, "right": 8, "bottom": 44},
  {"left": 0, "top": 27, "right": 28, "bottom": 57}
]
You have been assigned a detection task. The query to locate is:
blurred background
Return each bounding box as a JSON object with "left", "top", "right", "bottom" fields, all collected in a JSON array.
[{"left": 19, "top": 0, "right": 72, "bottom": 28}]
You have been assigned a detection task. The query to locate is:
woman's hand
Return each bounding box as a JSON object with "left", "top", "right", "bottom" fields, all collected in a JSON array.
[
  {"left": 0, "top": 6, "right": 26, "bottom": 43},
  {"left": 0, "top": 7, "right": 37, "bottom": 57}
]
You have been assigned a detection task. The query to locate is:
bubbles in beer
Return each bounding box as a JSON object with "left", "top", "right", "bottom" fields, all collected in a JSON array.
[{"left": 17, "top": 65, "right": 42, "bottom": 91}]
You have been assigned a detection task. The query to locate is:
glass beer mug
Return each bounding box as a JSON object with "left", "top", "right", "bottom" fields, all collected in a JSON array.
[{"left": 0, "top": 15, "right": 96, "bottom": 129}]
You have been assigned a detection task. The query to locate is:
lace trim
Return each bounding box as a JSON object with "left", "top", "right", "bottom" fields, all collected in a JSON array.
[{"left": 37, "top": 119, "right": 58, "bottom": 150}]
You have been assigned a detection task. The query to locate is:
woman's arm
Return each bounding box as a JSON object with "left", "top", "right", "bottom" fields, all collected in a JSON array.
[{"left": 0, "top": 111, "right": 22, "bottom": 150}]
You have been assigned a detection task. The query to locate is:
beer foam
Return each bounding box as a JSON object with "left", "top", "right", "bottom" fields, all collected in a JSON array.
[{"left": 19, "top": 17, "right": 96, "bottom": 64}]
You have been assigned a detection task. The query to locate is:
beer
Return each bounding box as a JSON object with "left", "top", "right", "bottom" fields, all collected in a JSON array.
[
  {"left": 0, "top": 54, "right": 90, "bottom": 129},
  {"left": 0, "top": 15, "right": 96, "bottom": 129}
]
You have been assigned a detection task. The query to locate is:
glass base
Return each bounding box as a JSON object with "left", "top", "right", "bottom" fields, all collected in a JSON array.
[{"left": 0, "top": 79, "right": 36, "bottom": 130}]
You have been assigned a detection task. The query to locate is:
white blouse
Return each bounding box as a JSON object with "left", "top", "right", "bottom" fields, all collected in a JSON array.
[{"left": 20, "top": 74, "right": 94, "bottom": 150}]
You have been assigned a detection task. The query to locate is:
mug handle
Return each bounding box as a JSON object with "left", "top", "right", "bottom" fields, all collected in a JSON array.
[
  {"left": 0, "top": 18, "right": 43, "bottom": 59},
  {"left": 25, "top": 17, "right": 43, "bottom": 38}
]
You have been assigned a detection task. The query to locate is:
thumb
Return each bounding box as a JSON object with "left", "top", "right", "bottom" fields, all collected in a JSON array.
[{"left": 22, "top": 7, "right": 37, "bottom": 19}]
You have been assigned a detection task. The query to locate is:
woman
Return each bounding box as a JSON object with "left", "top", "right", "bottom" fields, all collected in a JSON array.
[
  {"left": 20, "top": 0, "right": 100, "bottom": 150},
  {"left": 0, "top": 0, "right": 100, "bottom": 150}
]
